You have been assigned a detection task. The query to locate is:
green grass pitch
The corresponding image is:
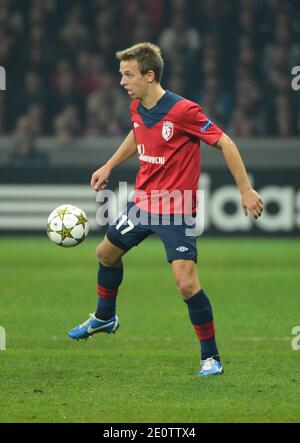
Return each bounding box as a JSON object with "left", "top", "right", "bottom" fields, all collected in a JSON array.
[{"left": 0, "top": 236, "right": 299, "bottom": 423}]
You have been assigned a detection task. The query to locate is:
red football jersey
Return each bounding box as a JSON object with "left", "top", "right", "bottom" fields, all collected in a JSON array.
[{"left": 130, "top": 91, "right": 223, "bottom": 214}]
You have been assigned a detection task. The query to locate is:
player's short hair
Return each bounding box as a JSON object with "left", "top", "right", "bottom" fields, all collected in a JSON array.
[{"left": 116, "top": 42, "right": 164, "bottom": 82}]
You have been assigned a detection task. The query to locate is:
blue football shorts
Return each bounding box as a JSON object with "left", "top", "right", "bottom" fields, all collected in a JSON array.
[{"left": 106, "top": 202, "right": 198, "bottom": 263}]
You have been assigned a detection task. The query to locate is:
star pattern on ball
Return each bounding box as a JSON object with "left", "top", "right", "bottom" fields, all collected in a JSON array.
[
  {"left": 76, "top": 214, "right": 88, "bottom": 227},
  {"left": 57, "top": 207, "right": 72, "bottom": 220},
  {"left": 58, "top": 226, "right": 74, "bottom": 241},
  {"left": 47, "top": 205, "right": 88, "bottom": 247}
]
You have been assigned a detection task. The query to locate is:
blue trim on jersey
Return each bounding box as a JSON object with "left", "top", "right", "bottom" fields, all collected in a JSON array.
[{"left": 137, "top": 91, "right": 183, "bottom": 128}]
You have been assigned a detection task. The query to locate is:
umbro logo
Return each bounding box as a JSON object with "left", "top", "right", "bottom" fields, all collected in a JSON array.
[
  {"left": 133, "top": 122, "right": 140, "bottom": 128},
  {"left": 176, "top": 246, "right": 189, "bottom": 252}
]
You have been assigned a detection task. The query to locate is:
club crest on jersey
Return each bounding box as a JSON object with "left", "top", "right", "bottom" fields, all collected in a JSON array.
[{"left": 162, "top": 121, "right": 174, "bottom": 141}]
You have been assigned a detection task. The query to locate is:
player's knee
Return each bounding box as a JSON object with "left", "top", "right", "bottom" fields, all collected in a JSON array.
[
  {"left": 96, "top": 244, "right": 103, "bottom": 261},
  {"left": 176, "top": 279, "right": 197, "bottom": 298},
  {"left": 96, "top": 244, "right": 116, "bottom": 267}
]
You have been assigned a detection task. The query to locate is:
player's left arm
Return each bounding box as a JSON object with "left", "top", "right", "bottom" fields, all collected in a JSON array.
[{"left": 214, "top": 133, "right": 263, "bottom": 219}]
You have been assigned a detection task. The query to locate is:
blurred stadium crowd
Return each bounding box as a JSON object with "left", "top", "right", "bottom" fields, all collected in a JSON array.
[{"left": 1, "top": 0, "right": 300, "bottom": 155}]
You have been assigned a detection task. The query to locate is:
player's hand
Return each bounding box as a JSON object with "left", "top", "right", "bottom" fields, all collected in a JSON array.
[
  {"left": 90, "top": 164, "right": 112, "bottom": 191},
  {"left": 241, "top": 188, "right": 263, "bottom": 219}
]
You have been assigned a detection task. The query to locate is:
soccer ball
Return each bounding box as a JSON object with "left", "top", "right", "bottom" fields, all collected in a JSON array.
[{"left": 47, "top": 204, "right": 89, "bottom": 247}]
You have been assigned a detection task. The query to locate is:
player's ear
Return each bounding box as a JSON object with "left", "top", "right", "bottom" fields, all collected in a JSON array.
[{"left": 146, "top": 69, "right": 156, "bottom": 83}]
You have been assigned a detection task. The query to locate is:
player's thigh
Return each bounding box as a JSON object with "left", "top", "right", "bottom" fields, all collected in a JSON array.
[
  {"left": 155, "top": 221, "right": 198, "bottom": 263},
  {"left": 96, "top": 235, "right": 126, "bottom": 267},
  {"left": 172, "top": 259, "right": 201, "bottom": 297},
  {"left": 106, "top": 203, "right": 152, "bottom": 253}
]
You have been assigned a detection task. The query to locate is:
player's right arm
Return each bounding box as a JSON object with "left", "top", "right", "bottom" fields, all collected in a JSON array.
[
  {"left": 91, "top": 130, "right": 137, "bottom": 191},
  {"left": 180, "top": 101, "right": 263, "bottom": 219}
]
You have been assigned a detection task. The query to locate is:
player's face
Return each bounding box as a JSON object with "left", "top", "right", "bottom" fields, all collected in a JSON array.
[{"left": 119, "top": 60, "right": 148, "bottom": 100}]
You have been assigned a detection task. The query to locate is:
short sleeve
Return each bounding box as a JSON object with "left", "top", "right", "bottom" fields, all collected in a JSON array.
[{"left": 180, "top": 102, "right": 223, "bottom": 145}]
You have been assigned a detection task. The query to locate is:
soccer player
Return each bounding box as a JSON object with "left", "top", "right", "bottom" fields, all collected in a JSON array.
[{"left": 68, "top": 43, "right": 263, "bottom": 377}]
